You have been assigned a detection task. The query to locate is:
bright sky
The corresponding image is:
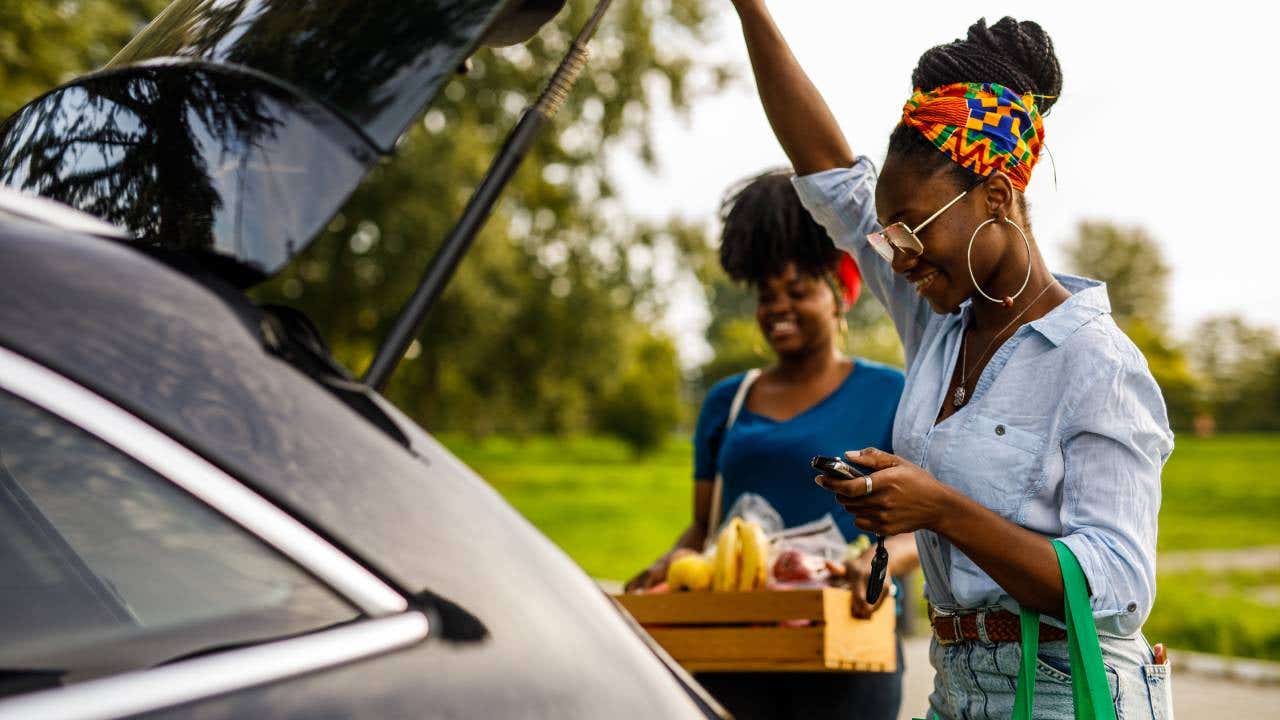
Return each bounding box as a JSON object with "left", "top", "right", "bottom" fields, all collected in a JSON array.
[{"left": 609, "top": 1, "right": 1279, "bottom": 365}]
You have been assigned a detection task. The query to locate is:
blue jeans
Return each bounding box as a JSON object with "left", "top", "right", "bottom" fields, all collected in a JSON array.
[{"left": 924, "top": 631, "right": 1174, "bottom": 720}]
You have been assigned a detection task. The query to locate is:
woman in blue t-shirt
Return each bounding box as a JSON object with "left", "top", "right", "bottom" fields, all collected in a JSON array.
[{"left": 625, "top": 170, "right": 918, "bottom": 720}]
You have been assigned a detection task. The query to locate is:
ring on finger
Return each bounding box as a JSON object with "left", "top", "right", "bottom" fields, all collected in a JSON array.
[{"left": 863, "top": 473, "right": 873, "bottom": 496}]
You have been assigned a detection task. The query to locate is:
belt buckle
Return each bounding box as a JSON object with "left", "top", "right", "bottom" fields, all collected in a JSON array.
[{"left": 933, "top": 607, "right": 963, "bottom": 646}]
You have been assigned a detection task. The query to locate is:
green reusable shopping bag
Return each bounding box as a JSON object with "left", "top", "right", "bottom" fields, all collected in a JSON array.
[{"left": 917, "top": 540, "right": 1117, "bottom": 720}]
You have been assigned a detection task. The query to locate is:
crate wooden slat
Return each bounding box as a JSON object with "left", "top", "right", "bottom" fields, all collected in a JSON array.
[{"left": 615, "top": 588, "right": 896, "bottom": 673}]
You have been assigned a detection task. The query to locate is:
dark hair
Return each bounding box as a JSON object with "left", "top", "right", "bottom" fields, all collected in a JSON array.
[
  {"left": 886, "top": 17, "right": 1063, "bottom": 188},
  {"left": 718, "top": 170, "right": 839, "bottom": 286}
]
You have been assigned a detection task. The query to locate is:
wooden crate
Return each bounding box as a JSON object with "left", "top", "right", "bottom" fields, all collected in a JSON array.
[{"left": 614, "top": 588, "right": 896, "bottom": 673}]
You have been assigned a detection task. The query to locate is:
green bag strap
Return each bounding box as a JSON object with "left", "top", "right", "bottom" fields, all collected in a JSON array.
[
  {"left": 1012, "top": 607, "right": 1040, "bottom": 718},
  {"left": 1009, "top": 540, "right": 1118, "bottom": 720},
  {"left": 918, "top": 541, "right": 1116, "bottom": 720},
  {"left": 1056, "top": 541, "right": 1117, "bottom": 720}
]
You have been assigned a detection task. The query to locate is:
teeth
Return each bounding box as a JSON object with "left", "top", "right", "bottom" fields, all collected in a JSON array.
[{"left": 914, "top": 272, "right": 938, "bottom": 290}]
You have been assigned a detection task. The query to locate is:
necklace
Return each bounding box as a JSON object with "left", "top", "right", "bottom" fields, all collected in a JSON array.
[{"left": 953, "top": 281, "right": 1056, "bottom": 408}]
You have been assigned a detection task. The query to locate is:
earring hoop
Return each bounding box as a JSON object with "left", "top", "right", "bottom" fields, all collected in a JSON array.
[{"left": 967, "top": 217, "right": 1032, "bottom": 308}]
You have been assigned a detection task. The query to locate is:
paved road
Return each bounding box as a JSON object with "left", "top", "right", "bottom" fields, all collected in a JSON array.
[
  {"left": 1158, "top": 545, "right": 1280, "bottom": 573},
  {"left": 897, "top": 637, "right": 1280, "bottom": 719}
]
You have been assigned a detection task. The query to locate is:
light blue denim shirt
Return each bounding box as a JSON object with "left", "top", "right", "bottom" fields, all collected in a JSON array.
[{"left": 793, "top": 157, "right": 1174, "bottom": 637}]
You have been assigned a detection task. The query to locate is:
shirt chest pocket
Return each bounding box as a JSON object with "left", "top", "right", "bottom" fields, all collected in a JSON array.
[{"left": 940, "top": 413, "right": 1045, "bottom": 520}]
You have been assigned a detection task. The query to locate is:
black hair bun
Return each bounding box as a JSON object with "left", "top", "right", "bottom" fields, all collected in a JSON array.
[{"left": 911, "top": 17, "right": 1062, "bottom": 115}]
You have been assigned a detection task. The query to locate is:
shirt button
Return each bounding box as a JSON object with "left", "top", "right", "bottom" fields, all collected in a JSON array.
[
  {"left": 1127, "top": 602, "right": 1138, "bottom": 613},
  {"left": 995, "top": 425, "right": 1006, "bottom": 436}
]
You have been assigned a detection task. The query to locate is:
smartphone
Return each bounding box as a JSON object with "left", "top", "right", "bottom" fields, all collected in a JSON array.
[{"left": 810, "top": 455, "right": 869, "bottom": 480}]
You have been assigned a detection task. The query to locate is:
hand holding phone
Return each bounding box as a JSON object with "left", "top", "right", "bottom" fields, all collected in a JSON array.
[{"left": 811, "top": 454, "right": 889, "bottom": 607}]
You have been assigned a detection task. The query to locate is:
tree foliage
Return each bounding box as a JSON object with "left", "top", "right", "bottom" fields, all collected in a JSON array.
[
  {"left": 4, "top": 0, "right": 721, "bottom": 453},
  {"left": 1064, "top": 220, "right": 1171, "bottom": 332},
  {"left": 1190, "top": 315, "right": 1280, "bottom": 432},
  {"left": 247, "top": 0, "right": 721, "bottom": 449},
  {"left": 0, "top": 0, "right": 167, "bottom": 118}
]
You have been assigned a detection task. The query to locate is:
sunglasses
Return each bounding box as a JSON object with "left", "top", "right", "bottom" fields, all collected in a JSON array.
[{"left": 865, "top": 178, "right": 983, "bottom": 262}]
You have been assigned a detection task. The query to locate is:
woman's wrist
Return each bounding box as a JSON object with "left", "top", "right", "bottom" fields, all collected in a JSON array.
[
  {"left": 931, "top": 484, "right": 979, "bottom": 540},
  {"left": 731, "top": 0, "right": 769, "bottom": 22}
]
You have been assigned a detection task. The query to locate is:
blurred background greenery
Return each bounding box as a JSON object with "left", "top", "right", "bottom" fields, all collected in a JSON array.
[{"left": 3, "top": 0, "right": 1278, "bottom": 662}]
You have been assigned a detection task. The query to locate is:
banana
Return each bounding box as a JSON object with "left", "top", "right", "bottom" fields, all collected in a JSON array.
[
  {"left": 712, "top": 517, "right": 742, "bottom": 591},
  {"left": 737, "top": 520, "right": 770, "bottom": 591}
]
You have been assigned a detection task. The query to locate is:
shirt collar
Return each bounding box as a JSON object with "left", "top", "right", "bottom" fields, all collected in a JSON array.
[{"left": 1025, "top": 273, "right": 1111, "bottom": 346}]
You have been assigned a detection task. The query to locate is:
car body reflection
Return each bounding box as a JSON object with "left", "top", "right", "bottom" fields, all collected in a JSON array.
[{"left": 0, "top": 64, "right": 371, "bottom": 284}]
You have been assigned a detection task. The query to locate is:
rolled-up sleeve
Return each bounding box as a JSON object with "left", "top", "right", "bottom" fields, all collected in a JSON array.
[
  {"left": 1057, "top": 353, "right": 1174, "bottom": 637},
  {"left": 792, "top": 158, "right": 932, "bottom": 361}
]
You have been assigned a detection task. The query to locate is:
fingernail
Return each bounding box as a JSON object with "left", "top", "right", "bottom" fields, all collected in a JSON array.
[{"left": 845, "top": 450, "right": 861, "bottom": 459}]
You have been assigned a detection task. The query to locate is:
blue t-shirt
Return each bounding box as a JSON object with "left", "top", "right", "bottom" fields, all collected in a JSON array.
[{"left": 693, "top": 359, "right": 904, "bottom": 543}]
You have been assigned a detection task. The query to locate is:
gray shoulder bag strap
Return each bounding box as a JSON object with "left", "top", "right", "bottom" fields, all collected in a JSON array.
[{"left": 707, "top": 368, "right": 763, "bottom": 537}]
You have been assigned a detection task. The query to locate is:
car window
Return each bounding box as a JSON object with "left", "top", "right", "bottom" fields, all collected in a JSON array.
[{"left": 0, "top": 389, "right": 359, "bottom": 695}]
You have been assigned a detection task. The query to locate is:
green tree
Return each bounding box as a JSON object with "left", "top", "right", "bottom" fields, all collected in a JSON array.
[
  {"left": 1190, "top": 315, "right": 1280, "bottom": 432},
  {"left": 248, "top": 0, "right": 723, "bottom": 451},
  {"left": 1064, "top": 220, "right": 1171, "bottom": 331},
  {"left": 598, "top": 331, "right": 685, "bottom": 455},
  {"left": 0, "top": 0, "right": 167, "bottom": 118},
  {"left": 4, "top": 0, "right": 721, "bottom": 453}
]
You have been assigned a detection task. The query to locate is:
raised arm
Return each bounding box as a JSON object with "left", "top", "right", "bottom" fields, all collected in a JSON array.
[
  {"left": 732, "top": 0, "right": 853, "bottom": 175},
  {"left": 733, "top": 2, "right": 933, "bottom": 359}
]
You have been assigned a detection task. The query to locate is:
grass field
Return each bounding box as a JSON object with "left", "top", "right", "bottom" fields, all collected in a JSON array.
[
  {"left": 1144, "top": 568, "right": 1280, "bottom": 660},
  {"left": 1156, "top": 435, "right": 1280, "bottom": 551},
  {"left": 441, "top": 432, "right": 1280, "bottom": 659},
  {"left": 442, "top": 432, "right": 1280, "bottom": 579},
  {"left": 440, "top": 434, "right": 692, "bottom": 581}
]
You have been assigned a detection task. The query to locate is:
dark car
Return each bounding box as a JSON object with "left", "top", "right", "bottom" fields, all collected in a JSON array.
[{"left": 0, "top": 1, "right": 722, "bottom": 717}]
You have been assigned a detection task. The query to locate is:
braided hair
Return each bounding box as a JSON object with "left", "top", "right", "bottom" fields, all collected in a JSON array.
[
  {"left": 718, "top": 169, "right": 841, "bottom": 286},
  {"left": 887, "top": 17, "right": 1063, "bottom": 188}
]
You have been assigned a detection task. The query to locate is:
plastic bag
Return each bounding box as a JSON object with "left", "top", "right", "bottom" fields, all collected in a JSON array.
[
  {"left": 703, "top": 492, "right": 784, "bottom": 553},
  {"left": 768, "top": 513, "right": 848, "bottom": 587},
  {"left": 723, "top": 492, "right": 785, "bottom": 535},
  {"left": 710, "top": 494, "right": 850, "bottom": 587},
  {"left": 772, "top": 514, "right": 847, "bottom": 564}
]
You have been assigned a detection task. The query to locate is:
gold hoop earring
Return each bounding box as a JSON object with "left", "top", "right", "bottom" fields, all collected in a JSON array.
[
  {"left": 838, "top": 315, "right": 849, "bottom": 350},
  {"left": 967, "top": 216, "right": 1032, "bottom": 308}
]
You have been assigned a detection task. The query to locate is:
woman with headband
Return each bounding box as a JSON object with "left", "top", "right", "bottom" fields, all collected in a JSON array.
[{"left": 726, "top": 2, "right": 1174, "bottom": 718}]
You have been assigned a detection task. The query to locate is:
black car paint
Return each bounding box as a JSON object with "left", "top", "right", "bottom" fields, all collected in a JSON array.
[
  {"left": 0, "top": 0, "right": 526, "bottom": 285},
  {"left": 0, "top": 0, "right": 720, "bottom": 713},
  {"left": 109, "top": 0, "right": 509, "bottom": 153},
  {"left": 0, "top": 218, "right": 709, "bottom": 718}
]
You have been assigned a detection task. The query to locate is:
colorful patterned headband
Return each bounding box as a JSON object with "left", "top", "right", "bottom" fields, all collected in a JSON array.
[{"left": 900, "top": 82, "right": 1046, "bottom": 192}]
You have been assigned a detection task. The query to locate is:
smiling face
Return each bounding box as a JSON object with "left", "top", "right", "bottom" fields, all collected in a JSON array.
[
  {"left": 754, "top": 262, "right": 841, "bottom": 357},
  {"left": 875, "top": 158, "right": 1021, "bottom": 314}
]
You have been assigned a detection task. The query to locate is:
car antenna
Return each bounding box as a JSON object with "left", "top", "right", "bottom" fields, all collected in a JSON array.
[{"left": 362, "top": 0, "right": 616, "bottom": 392}]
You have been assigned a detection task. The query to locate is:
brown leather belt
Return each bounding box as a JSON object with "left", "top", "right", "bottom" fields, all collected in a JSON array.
[{"left": 930, "top": 606, "right": 1067, "bottom": 645}]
